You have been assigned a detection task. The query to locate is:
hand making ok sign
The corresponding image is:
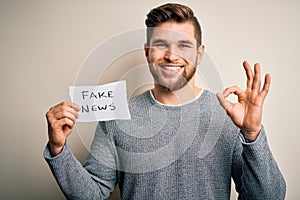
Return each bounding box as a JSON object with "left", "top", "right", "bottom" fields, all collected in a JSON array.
[{"left": 217, "top": 60, "right": 271, "bottom": 141}]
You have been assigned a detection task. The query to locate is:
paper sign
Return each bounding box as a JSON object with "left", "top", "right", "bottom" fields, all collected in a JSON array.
[{"left": 69, "top": 81, "right": 131, "bottom": 122}]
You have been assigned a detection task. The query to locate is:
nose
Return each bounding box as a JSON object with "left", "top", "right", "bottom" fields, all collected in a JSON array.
[{"left": 164, "top": 48, "right": 179, "bottom": 62}]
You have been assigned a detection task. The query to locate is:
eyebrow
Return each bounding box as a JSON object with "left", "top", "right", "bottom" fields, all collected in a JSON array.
[
  {"left": 152, "top": 39, "right": 167, "bottom": 44},
  {"left": 151, "top": 39, "right": 194, "bottom": 45},
  {"left": 178, "top": 40, "right": 194, "bottom": 45}
]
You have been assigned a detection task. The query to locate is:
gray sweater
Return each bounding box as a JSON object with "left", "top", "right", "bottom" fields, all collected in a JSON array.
[{"left": 44, "top": 90, "right": 286, "bottom": 200}]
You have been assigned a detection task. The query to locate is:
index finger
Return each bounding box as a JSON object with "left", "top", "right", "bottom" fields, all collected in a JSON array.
[
  {"left": 70, "top": 102, "right": 80, "bottom": 111},
  {"left": 50, "top": 102, "right": 80, "bottom": 113},
  {"left": 61, "top": 102, "right": 80, "bottom": 111}
]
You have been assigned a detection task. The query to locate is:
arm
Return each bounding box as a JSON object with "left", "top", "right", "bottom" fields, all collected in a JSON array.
[
  {"left": 44, "top": 102, "right": 117, "bottom": 200},
  {"left": 231, "top": 128, "right": 286, "bottom": 199},
  {"left": 217, "top": 61, "right": 286, "bottom": 198},
  {"left": 44, "top": 143, "right": 117, "bottom": 200}
]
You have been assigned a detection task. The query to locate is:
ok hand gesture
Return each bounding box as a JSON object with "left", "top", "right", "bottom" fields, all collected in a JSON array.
[{"left": 217, "top": 61, "right": 271, "bottom": 141}]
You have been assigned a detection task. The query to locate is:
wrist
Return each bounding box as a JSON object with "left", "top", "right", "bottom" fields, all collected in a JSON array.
[
  {"left": 48, "top": 142, "right": 64, "bottom": 157},
  {"left": 241, "top": 128, "right": 261, "bottom": 141}
]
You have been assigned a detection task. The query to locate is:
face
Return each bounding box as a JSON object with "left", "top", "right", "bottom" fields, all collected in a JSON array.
[{"left": 145, "top": 21, "right": 204, "bottom": 91}]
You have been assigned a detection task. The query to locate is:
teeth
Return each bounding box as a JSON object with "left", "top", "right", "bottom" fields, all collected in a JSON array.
[
  {"left": 166, "top": 67, "right": 180, "bottom": 71},
  {"left": 161, "top": 65, "right": 182, "bottom": 71}
]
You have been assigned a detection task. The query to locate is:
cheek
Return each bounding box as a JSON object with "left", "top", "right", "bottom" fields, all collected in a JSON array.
[
  {"left": 148, "top": 49, "right": 164, "bottom": 61},
  {"left": 181, "top": 52, "right": 197, "bottom": 65}
]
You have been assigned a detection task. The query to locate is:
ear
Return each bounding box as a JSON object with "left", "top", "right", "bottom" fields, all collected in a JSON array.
[
  {"left": 196, "top": 45, "right": 205, "bottom": 65},
  {"left": 144, "top": 43, "right": 149, "bottom": 61}
]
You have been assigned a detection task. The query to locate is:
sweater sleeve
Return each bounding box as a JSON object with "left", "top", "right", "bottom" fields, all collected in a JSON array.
[
  {"left": 43, "top": 122, "right": 117, "bottom": 200},
  {"left": 231, "top": 127, "right": 286, "bottom": 200}
]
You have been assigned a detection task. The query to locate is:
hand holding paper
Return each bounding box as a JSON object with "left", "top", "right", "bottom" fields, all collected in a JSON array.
[
  {"left": 46, "top": 81, "right": 131, "bottom": 156},
  {"left": 46, "top": 102, "right": 80, "bottom": 156}
]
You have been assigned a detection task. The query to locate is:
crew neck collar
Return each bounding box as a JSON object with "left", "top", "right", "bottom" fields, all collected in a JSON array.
[{"left": 149, "top": 89, "right": 204, "bottom": 107}]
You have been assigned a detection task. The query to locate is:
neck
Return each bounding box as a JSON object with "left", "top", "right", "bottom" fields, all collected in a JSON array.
[{"left": 151, "top": 77, "right": 201, "bottom": 106}]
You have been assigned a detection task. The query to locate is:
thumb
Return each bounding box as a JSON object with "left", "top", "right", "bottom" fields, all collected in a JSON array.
[{"left": 216, "top": 92, "right": 232, "bottom": 114}]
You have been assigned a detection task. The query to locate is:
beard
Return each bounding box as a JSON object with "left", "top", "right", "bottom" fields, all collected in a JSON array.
[{"left": 149, "top": 63, "right": 197, "bottom": 91}]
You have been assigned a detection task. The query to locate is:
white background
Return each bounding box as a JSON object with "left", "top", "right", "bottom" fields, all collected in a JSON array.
[{"left": 0, "top": 0, "right": 299, "bottom": 199}]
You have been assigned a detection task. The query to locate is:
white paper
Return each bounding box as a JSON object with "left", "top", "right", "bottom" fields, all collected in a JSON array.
[{"left": 69, "top": 80, "right": 131, "bottom": 122}]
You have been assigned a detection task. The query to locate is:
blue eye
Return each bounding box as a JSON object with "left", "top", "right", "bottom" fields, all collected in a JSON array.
[
  {"left": 179, "top": 44, "right": 191, "bottom": 48},
  {"left": 155, "top": 43, "right": 167, "bottom": 48}
]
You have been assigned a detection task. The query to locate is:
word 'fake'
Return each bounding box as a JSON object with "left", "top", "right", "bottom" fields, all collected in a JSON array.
[{"left": 81, "top": 90, "right": 113, "bottom": 100}]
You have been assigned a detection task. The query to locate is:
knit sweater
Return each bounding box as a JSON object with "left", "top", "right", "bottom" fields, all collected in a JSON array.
[{"left": 44, "top": 90, "right": 286, "bottom": 200}]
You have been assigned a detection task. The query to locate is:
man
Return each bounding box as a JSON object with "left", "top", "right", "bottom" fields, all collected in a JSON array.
[{"left": 44, "top": 3, "right": 286, "bottom": 199}]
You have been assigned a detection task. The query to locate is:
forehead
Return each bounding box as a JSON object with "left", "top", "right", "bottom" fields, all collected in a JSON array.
[{"left": 151, "top": 21, "right": 196, "bottom": 43}]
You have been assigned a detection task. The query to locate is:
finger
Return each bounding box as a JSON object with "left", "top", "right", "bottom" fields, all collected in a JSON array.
[
  {"left": 223, "top": 85, "right": 244, "bottom": 98},
  {"left": 51, "top": 102, "right": 79, "bottom": 119},
  {"left": 252, "top": 63, "right": 261, "bottom": 93},
  {"left": 47, "top": 105, "right": 79, "bottom": 127},
  {"left": 216, "top": 92, "right": 233, "bottom": 114},
  {"left": 71, "top": 103, "right": 81, "bottom": 112},
  {"left": 52, "top": 102, "right": 80, "bottom": 112},
  {"left": 243, "top": 60, "right": 254, "bottom": 90},
  {"left": 46, "top": 110, "right": 77, "bottom": 130},
  {"left": 53, "top": 110, "right": 78, "bottom": 124},
  {"left": 57, "top": 118, "right": 74, "bottom": 130},
  {"left": 260, "top": 73, "right": 271, "bottom": 99}
]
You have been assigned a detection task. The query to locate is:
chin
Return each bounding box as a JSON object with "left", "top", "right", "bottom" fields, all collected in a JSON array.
[{"left": 156, "top": 78, "right": 189, "bottom": 91}]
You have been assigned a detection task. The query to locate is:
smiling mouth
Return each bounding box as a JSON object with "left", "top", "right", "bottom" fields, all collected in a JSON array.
[{"left": 159, "top": 64, "right": 183, "bottom": 72}]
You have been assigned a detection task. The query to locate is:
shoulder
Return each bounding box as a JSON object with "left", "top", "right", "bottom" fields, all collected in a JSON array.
[
  {"left": 128, "top": 90, "right": 154, "bottom": 114},
  {"left": 128, "top": 90, "right": 152, "bottom": 107}
]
